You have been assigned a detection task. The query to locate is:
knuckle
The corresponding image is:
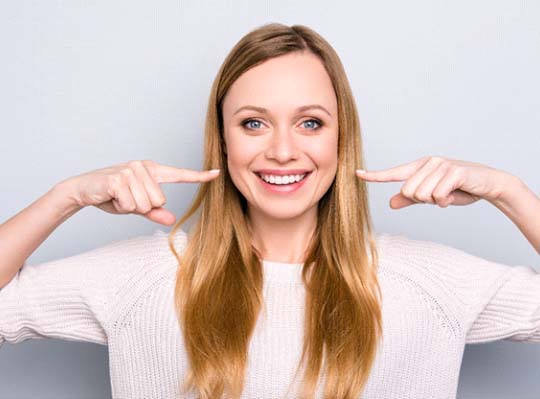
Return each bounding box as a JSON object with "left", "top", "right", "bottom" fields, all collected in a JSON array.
[
  {"left": 415, "top": 190, "right": 429, "bottom": 200},
  {"left": 432, "top": 191, "right": 445, "bottom": 201},
  {"left": 143, "top": 160, "right": 160, "bottom": 180},
  {"left": 435, "top": 200, "right": 447, "bottom": 208},
  {"left": 120, "top": 167, "right": 135, "bottom": 179},
  {"left": 439, "top": 196, "right": 452, "bottom": 206},
  {"left": 108, "top": 174, "right": 122, "bottom": 188},
  {"left": 401, "top": 186, "right": 413, "bottom": 198},
  {"left": 414, "top": 194, "right": 426, "bottom": 203},
  {"left": 119, "top": 202, "right": 132, "bottom": 213},
  {"left": 449, "top": 165, "right": 464, "bottom": 180},
  {"left": 127, "top": 160, "right": 142, "bottom": 169},
  {"left": 140, "top": 205, "right": 152, "bottom": 214}
]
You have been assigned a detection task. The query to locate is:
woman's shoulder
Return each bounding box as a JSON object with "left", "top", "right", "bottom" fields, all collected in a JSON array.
[
  {"left": 109, "top": 227, "right": 188, "bottom": 285},
  {"left": 372, "top": 231, "right": 494, "bottom": 278},
  {"left": 104, "top": 228, "right": 188, "bottom": 324},
  {"left": 372, "top": 231, "right": 510, "bottom": 276},
  {"left": 372, "top": 231, "right": 520, "bottom": 316}
]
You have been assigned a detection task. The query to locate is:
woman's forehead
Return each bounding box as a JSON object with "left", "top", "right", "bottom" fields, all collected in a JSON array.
[{"left": 222, "top": 52, "right": 337, "bottom": 117}]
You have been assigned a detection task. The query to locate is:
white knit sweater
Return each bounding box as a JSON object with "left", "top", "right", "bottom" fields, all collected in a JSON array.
[{"left": 1, "top": 229, "right": 539, "bottom": 398}]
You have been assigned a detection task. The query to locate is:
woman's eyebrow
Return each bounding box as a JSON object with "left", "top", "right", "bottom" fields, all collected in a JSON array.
[{"left": 233, "top": 104, "right": 332, "bottom": 117}]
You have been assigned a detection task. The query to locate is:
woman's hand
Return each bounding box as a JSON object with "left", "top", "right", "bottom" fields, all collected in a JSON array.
[
  {"left": 356, "top": 156, "right": 515, "bottom": 209},
  {"left": 62, "top": 160, "right": 220, "bottom": 226}
]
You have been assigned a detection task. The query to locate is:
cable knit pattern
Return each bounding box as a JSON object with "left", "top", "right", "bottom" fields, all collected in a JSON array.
[{"left": 1, "top": 229, "right": 539, "bottom": 398}]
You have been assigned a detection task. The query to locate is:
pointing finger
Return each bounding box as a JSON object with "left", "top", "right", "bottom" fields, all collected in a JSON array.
[
  {"left": 356, "top": 157, "right": 429, "bottom": 182},
  {"left": 146, "top": 162, "right": 221, "bottom": 184}
]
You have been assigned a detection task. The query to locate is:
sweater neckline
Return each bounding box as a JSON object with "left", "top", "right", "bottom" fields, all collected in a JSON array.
[{"left": 262, "top": 259, "right": 303, "bottom": 283}]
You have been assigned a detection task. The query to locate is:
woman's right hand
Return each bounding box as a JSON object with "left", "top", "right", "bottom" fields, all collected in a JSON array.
[{"left": 61, "top": 160, "right": 220, "bottom": 226}]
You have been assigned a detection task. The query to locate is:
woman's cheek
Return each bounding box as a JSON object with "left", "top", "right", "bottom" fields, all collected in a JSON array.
[
  {"left": 306, "top": 137, "right": 337, "bottom": 165},
  {"left": 227, "top": 141, "right": 261, "bottom": 170}
]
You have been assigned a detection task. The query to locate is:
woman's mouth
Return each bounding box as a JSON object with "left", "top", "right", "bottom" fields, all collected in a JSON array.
[{"left": 254, "top": 171, "right": 312, "bottom": 194}]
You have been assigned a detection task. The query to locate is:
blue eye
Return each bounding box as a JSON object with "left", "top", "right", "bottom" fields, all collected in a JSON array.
[
  {"left": 242, "top": 119, "right": 264, "bottom": 130},
  {"left": 241, "top": 118, "right": 323, "bottom": 130},
  {"left": 301, "top": 119, "right": 322, "bottom": 130}
]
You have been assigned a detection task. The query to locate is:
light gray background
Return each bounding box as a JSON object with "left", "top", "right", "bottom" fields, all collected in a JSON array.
[{"left": 1, "top": 1, "right": 539, "bottom": 398}]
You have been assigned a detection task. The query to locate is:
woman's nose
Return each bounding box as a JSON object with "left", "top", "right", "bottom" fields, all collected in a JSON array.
[{"left": 265, "top": 127, "right": 300, "bottom": 161}]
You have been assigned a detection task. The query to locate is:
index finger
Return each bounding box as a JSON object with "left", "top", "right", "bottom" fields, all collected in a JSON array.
[
  {"left": 356, "top": 157, "right": 428, "bottom": 182},
  {"left": 145, "top": 161, "right": 221, "bottom": 183}
]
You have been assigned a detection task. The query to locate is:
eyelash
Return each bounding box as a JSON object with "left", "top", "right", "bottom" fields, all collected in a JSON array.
[{"left": 240, "top": 118, "right": 323, "bottom": 131}]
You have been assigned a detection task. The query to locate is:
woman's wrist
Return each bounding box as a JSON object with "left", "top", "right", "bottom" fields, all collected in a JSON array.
[{"left": 49, "top": 178, "right": 85, "bottom": 221}]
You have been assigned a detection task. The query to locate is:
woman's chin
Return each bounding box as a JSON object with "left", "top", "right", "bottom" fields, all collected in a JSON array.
[{"left": 252, "top": 203, "right": 313, "bottom": 221}]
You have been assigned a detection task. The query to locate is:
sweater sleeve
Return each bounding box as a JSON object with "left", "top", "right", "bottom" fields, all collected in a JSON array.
[
  {"left": 464, "top": 262, "right": 540, "bottom": 344},
  {"left": 0, "top": 229, "right": 168, "bottom": 349},
  {"left": 383, "top": 234, "right": 540, "bottom": 344}
]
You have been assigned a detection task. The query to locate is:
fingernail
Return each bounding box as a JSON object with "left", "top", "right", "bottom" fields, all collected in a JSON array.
[
  {"left": 356, "top": 169, "right": 366, "bottom": 174},
  {"left": 209, "top": 169, "right": 220, "bottom": 174}
]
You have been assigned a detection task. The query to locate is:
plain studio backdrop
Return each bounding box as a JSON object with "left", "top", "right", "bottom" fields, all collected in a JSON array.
[{"left": 1, "top": 1, "right": 539, "bottom": 398}]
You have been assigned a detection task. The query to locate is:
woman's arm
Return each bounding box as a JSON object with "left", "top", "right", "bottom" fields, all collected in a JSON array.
[
  {"left": 357, "top": 156, "right": 540, "bottom": 343},
  {"left": 356, "top": 156, "right": 540, "bottom": 255},
  {"left": 489, "top": 175, "right": 540, "bottom": 255},
  {"left": 0, "top": 179, "right": 82, "bottom": 288}
]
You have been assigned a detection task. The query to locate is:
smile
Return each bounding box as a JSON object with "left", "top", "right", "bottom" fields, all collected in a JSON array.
[
  {"left": 253, "top": 171, "right": 312, "bottom": 194},
  {"left": 259, "top": 172, "right": 307, "bottom": 184}
]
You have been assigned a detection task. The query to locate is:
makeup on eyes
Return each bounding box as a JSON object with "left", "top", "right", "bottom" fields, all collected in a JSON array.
[{"left": 240, "top": 118, "right": 323, "bottom": 130}]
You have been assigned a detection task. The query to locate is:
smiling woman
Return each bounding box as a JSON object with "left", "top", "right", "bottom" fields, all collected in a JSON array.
[
  {"left": 168, "top": 22, "right": 381, "bottom": 399},
  {"left": 222, "top": 50, "right": 340, "bottom": 261},
  {"left": 2, "top": 19, "right": 539, "bottom": 399}
]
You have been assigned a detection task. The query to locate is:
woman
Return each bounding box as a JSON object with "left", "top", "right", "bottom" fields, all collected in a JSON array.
[{"left": 1, "top": 22, "right": 539, "bottom": 399}]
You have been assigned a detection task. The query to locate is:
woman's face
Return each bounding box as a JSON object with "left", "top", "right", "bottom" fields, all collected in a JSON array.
[{"left": 221, "top": 51, "right": 339, "bottom": 220}]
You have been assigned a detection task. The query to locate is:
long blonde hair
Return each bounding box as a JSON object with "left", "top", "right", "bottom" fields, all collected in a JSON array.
[{"left": 168, "top": 22, "right": 383, "bottom": 399}]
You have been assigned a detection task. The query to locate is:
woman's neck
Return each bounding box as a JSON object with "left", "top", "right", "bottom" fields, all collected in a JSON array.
[{"left": 247, "top": 205, "right": 317, "bottom": 263}]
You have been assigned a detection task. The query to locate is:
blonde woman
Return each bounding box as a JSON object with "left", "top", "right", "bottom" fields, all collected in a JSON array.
[{"left": 1, "top": 23, "right": 539, "bottom": 399}]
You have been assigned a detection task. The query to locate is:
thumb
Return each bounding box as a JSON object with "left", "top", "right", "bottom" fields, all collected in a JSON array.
[
  {"left": 389, "top": 193, "right": 417, "bottom": 209},
  {"left": 143, "top": 207, "right": 177, "bottom": 226}
]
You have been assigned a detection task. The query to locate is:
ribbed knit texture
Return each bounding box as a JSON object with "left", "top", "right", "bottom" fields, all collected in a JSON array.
[{"left": 1, "top": 229, "right": 539, "bottom": 398}]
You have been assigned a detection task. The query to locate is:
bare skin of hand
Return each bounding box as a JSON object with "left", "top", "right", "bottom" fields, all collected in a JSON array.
[
  {"left": 356, "top": 156, "right": 514, "bottom": 209},
  {"left": 64, "top": 160, "right": 220, "bottom": 226}
]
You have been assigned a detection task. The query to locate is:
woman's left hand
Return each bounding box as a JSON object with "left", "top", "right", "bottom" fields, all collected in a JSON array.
[{"left": 356, "top": 156, "right": 515, "bottom": 209}]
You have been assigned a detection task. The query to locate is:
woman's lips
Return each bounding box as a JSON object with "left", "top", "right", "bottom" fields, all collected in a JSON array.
[{"left": 254, "top": 171, "right": 312, "bottom": 194}]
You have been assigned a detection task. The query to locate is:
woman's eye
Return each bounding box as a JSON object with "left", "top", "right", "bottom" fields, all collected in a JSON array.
[
  {"left": 301, "top": 119, "right": 322, "bottom": 130},
  {"left": 241, "top": 118, "right": 323, "bottom": 130},
  {"left": 242, "top": 119, "right": 264, "bottom": 130}
]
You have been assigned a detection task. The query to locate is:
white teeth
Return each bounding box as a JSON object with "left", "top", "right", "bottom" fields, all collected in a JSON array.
[{"left": 259, "top": 173, "right": 307, "bottom": 185}]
